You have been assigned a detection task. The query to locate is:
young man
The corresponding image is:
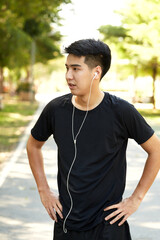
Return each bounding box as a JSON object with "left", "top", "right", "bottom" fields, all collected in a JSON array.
[{"left": 27, "top": 39, "right": 160, "bottom": 240}]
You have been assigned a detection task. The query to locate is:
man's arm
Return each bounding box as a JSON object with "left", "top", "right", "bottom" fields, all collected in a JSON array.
[
  {"left": 26, "top": 135, "right": 63, "bottom": 222},
  {"left": 104, "top": 133, "right": 160, "bottom": 226}
]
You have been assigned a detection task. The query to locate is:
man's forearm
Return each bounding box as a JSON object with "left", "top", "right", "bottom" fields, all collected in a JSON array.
[
  {"left": 26, "top": 136, "right": 49, "bottom": 192},
  {"left": 131, "top": 151, "right": 160, "bottom": 202},
  {"left": 26, "top": 135, "right": 63, "bottom": 221},
  {"left": 132, "top": 134, "right": 160, "bottom": 201}
]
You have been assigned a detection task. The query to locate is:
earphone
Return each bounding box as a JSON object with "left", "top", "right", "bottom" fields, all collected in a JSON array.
[{"left": 93, "top": 72, "right": 98, "bottom": 79}]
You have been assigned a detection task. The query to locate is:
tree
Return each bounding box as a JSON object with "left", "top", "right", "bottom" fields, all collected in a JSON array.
[
  {"left": 120, "top": 0, "right": 160, "bottom": 108},
  {"left": 0, "top": 0, "right": 71, "bottom": 93},
  {"left": 99, "top": 24, "right": 140, "bottom": 101},
  {"left": 99, "top": 0, "right": 160, "bottom": 108}
]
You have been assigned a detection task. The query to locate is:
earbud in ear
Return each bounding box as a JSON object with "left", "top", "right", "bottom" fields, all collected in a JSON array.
[{"left": 92, "top": 72, "right": 98, "bottom": 80}]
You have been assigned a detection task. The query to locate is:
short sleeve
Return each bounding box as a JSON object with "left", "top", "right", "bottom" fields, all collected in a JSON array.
[
  {"left": 31, "top": 101, "right": 54, "bottom": 141},
  {"left": 122, "top": 103, "right": 154, "bottom": 144}
]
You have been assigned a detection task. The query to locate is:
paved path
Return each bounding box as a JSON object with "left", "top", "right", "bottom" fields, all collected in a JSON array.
[{"left": 0, "top": 94, "right": 160, "bottom": 240}]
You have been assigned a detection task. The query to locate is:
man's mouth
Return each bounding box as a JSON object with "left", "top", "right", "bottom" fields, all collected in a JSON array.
[{"left": 68, "top": 83, "right": 76, "bottom": 89}]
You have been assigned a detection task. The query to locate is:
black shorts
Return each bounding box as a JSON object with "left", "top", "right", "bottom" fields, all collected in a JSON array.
[{"left": 53, "top": 221, "right": 132, "bottom": 240}]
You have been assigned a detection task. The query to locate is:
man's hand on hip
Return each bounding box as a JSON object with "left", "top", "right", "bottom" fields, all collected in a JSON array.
[
  {"left": 39, "top": 189, "right": 63, "bottom": 222},
  {"left": 104, "top": 196, "right": 141, "bottom": 226}
]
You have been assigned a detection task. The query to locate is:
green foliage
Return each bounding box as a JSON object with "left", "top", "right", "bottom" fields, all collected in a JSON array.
[
  {"left": 0, "top": 0, "right": 71, "bottom": 67},
  {"left": 16, "top": 82, "right": 33, "bottom": 93},
  {"left": 0, "top": 0, "right": 71, "bottom": 92},
  {"left": 119, "top": 0, "right": 160, "bottom": 61},
  {"left": 99, "top": 0, "right": 160, "bottom": 72},
  {"left": 99, "top": 0, "right": 160, "bottom": 108},
  {"left": 99, "top": 25, "right": 128, "bottom": 40}
]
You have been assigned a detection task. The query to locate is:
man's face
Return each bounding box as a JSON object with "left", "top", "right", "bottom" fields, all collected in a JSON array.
[{"left": 65, "top": 54, "right": 94, "bottom": 96}]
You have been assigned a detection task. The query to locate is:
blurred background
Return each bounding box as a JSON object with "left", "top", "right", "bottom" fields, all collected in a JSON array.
[
  {"left": 0, "top": 0, "right": 160, "bottom": 239},
  {"left": 1, "top": 0, "right": 160, "bottom": 178}
]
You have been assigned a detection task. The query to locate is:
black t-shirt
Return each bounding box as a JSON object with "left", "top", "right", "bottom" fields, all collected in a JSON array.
[{"left": 31, "top": 92, "right": 154, "bottom": 231}]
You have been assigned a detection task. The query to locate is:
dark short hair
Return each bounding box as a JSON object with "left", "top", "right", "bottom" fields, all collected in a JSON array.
[{"left": 64, "top": 39, "right": 111, "bottom": 80}]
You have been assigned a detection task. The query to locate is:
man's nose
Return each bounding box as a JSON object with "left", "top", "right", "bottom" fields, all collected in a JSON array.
[{"left": 66, "top": 69, "right": 73, "bottom": 80}]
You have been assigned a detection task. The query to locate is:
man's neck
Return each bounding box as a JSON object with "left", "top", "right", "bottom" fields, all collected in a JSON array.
[{"left": 72, "top": 90, "right": 104, "bottom": 111}]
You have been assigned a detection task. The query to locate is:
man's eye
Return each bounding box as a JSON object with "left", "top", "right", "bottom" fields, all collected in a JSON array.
[{"left": 73, "top": 67, "right": 79, "bottom": 71}]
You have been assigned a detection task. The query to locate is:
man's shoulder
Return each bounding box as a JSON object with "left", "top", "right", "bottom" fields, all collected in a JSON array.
[
  {"left": 47, "top": 93, "right": 72, "bottom": 108},
  {"left": 106, "top": 92, "right": 132, "bottom": 110}
]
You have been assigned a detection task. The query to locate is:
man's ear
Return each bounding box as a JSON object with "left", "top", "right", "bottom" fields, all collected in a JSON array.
[{"left": 94, "top": 66, "right": 102, "bottom": 80}]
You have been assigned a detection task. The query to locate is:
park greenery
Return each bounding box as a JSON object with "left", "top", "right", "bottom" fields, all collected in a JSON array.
[
  {"left": 0, "top": 0, "right": 160, "bottom": 109},
  {"left": 0, "top": 0, "right": 71, "bottom": 164},
  {"left": 0, "top": 0, "right": 71, "bottom": 95},
  {"left": 99, "top": 0, "right": 160, "bottom": 109},
  {"left": 0, "top": 98, "right": 38, "bottom": 165}
]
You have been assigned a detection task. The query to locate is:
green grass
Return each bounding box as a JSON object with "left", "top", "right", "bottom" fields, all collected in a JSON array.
[
  {"left": 138, "top": 109, "right": 160, "bottom": 138},
  {"left": 0, "top": 100, "right": 38, "bottom": 152},
  {"left": 138, "top": 109, "right": 160, "bottom": 124},
  {"left": 138, "top": 109, "right": 160, "bottom": 118}
]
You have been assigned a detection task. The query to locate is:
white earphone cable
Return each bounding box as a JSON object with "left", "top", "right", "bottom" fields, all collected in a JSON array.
[{"left": 63, "top": 74, "right": 96, "bottom": 233}]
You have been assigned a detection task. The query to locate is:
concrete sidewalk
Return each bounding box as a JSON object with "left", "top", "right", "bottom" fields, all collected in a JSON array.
[
  {"left": 0, "top": 95, "right": 160, "bottom": 240},
  {"left": 0, "top": 136, "right": 57, "bottom": 240}
]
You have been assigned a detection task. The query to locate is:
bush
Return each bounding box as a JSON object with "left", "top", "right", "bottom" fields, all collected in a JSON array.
[{"left": 17, "top": 82, "right": 34, "bottom": 93}]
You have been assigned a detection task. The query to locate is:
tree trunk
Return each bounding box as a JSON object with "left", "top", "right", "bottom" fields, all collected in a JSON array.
[
  {"left": 132, "top": 65, "right": 138, "bottom": 103},
  {"left": 0, "top": 67, "right": 4, "bottom": 94},
  {"left": 152, "top": 63, "right": 157, "bottom": 109},
  {"left": 25, "top": 68, "right": 30, "bottom": 82},
  {"left": 30, "top": 40, "right": 36, "bottom": 84}
]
